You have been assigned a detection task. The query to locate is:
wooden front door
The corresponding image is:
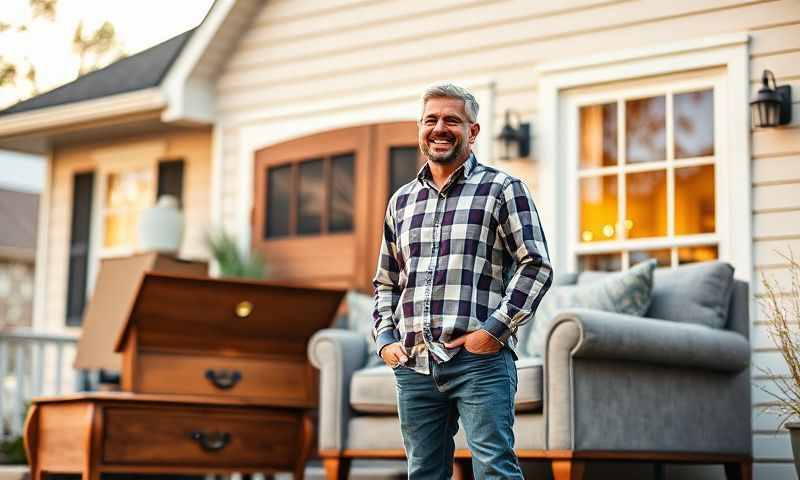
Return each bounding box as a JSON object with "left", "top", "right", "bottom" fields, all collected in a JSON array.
[{"left": 253, "top": 122, "right": 420, "bottom": 292}]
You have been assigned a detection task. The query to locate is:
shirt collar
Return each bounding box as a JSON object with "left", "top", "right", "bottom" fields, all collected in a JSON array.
[{"left": 416, "top": 153, "right": 478, "bottom": 186}]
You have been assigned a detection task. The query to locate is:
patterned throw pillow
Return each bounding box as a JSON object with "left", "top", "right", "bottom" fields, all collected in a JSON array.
[
  {"left": 346, "top": 291, "right": 385, "bottom": 367},
  {"left": 524, "top": 259, "right": 657, "bottom": 358}
]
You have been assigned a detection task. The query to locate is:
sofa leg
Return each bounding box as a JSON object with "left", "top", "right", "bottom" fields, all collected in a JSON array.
[
  {"left": 551, "top": 460, "right": 585, "bottom": 480},
  {"left": 324, "top": 457, "right": 351, "bottom": 480},
  {"left": 453, "top": 459, "right": 473, "bottom": 480},
  {"left": 724, "top": 461, "right": 752, "bottom": 480}
]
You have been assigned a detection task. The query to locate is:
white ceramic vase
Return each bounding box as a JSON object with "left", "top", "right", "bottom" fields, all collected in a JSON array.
[{"left": 138, "top": 195, "right": 184, "bottom": 253}]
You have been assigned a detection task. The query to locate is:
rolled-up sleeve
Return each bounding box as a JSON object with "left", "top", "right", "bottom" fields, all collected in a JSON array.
[
  {"left": 483, "top": 179, "right": 554, "bottom": 345},
  {"left": 372, "top": 202, "right": 402, "bottom": 357}
]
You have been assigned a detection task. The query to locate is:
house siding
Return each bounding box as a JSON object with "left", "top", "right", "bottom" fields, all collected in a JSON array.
[
  {"left": 40, "top": 128, "right": 212, "bottom": 335},
  {"left": 215, "top": 0, "right": 800, "bottom": 477}
]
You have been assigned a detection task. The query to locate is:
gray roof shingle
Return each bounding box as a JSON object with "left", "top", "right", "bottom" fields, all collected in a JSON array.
[{"left": 0, "top": 29, "right": 194, "bottom": 117}]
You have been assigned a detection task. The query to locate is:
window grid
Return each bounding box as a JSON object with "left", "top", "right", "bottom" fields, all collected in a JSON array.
[
  {"left": 576, "top": 86, "right": 718, "bottom": 271},
  {"left": 264, "top": 152, "right": 356, "bottom": 239}
]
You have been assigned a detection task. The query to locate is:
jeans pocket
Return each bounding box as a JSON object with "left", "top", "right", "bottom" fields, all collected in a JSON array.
[{"left": 462, "top": 346, "right": 502, "bottom": 358}]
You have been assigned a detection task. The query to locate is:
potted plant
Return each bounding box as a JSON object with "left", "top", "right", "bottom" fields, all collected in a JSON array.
[
  {"left": 205, "top": 229, "right": 266, "bottom": 280},
  {"left": 757, "top": 248, "right": 800, "bottom": 474}
]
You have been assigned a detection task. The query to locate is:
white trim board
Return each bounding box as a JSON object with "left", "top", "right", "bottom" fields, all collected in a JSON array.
[
  {"left": 536, "top": 33, "right": 752, "bottom": 283},
  {"left": 0, "top": 88, "right": 165, "bottom": 138}
]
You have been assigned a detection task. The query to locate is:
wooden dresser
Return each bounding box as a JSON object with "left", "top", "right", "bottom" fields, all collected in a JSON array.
[{"left": 24, "top": 269, "right": 345, "bottom": 479}]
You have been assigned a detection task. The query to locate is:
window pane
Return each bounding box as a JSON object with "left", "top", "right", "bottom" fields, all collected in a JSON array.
[
  {"left": 626, "top": 170, "right": 666, "bottom": 239},
  {"left": 104, "top": 169, "right": 152, "bottom": 248},
  {"left": 675, "top": 164, "right": 715, "bottom": 235},
  {"left": 674, "top": 89, "right": 714, "bottom": 159},
  {"left": 630, "top": 249, "right": 671, "bottom": 268},
  {"left": 104, "top": 212, "right": 137, "bottom": 248},
  {"left": 580, "top": 102, "right": 617, "bottom": 169},
  {"left": 330, "top": 153, "right": 355, "bottom": 233},
  {"left": 390, "top": 147, "right": 419, "bottom": 197},
  {"left": 578, "top": 253, "right": 621, "bottom": 272},
  {"left": 579, "top": 175, "right": 618, "bottom": 243},
  {"left": 626, "top": 96, "right": 666, "bottom": 163},
  {"left": 297, "top": 159, "right": 324, "bottom": 235},
  {"left": 678, "top": 245, "right": 718, "bottom": 265},
  {"left": 266, "top": 165, "right": 292, "bottom": 238},
  {"left": 106, "top": 169, "right": 151, "bottom": 211}
]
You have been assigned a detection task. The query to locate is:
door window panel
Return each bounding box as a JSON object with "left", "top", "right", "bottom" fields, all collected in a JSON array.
[
  {"left": 389, "top": 147, "right": 419, "bottom": 197},
  {"left": 266, "top": 165, "right": 292, "bottom": 238},
  {"left": 330, "top": 154, "right": 355, "bottom": 233},
  {"left": 264, "top": 154, "right": 356, "bottom": 239},
  {"left": 297, "top": 159, "right": 325, "bottom": 235}
]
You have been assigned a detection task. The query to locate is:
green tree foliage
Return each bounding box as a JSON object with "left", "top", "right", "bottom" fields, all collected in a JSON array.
[
  {"left": 0, "top": 0, "right": 126, "bottom": 104},
  {"left": 73, "top": 20, "right": 125, "bottom": 76}
]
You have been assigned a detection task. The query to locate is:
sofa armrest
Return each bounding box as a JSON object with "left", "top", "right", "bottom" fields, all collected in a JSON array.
[
  {"left": 548, "top": 307, "right": 749, "bottom": 372},
  {"left": 307, "top": 328, "right": 368, "bottom": 452},
  {"left": 544, "top": 308, "right": 752, "bottom": 453}
]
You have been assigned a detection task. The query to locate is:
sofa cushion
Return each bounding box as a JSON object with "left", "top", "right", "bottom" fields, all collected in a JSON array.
[
  {"left": 524, "top": 259, "right": 656, "bottom": 357},
  {"left": 579, "top": 260, "right": 734, "bottom": 329},
  {"left": 349, "top": 357, "right": 544, "bottom": 414},
  {"left": 345, "top": 291, "right": 384, "bottom": 367}
]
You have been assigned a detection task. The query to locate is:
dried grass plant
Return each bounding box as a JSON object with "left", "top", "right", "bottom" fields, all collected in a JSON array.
[{"left": 757, "top": 247, "right": 800, "bottom": 430}]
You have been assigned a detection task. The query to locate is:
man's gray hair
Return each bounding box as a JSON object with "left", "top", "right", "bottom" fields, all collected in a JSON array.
[{"left": 421, "top": 83, "right": 479, "bottom": 123}]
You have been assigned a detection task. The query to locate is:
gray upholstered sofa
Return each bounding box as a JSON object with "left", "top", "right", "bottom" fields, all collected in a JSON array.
[{"left": 308, "top": 263, "right": 753, "bottom": 480}]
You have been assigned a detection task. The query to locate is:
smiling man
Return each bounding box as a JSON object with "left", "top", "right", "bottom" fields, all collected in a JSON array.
[{"left": 372, "top": 83, "right": 554, "bottom": 479}]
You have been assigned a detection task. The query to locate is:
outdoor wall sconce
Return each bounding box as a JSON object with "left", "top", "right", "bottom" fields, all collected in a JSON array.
[
  {"left": 750, "top": 69, "right": 792, "bottom": 128},
  {"left": 496, "top": 110, "right": 531, "bottom": 160}
]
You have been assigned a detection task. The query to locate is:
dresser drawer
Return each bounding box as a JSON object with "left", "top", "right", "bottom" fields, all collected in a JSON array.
[
  {"left": 133, "top": 352, "right": 317, "bottom": 407},
  {"left": 103, "top": 405, "right": 301, "bottom": 467}
]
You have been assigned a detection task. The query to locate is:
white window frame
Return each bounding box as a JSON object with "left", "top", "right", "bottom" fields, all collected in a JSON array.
[
  {"left": 564, "top": 73, "right": 726, "bottom": 271},
  {"left": 86, "top": 140, "right": 164, "bottom": 296},
  {"left": 97, "top": 165, "right": 156, "bottom": 257},
  {"left": 536, "top": 33, "right": 751, "bottom": 282}
]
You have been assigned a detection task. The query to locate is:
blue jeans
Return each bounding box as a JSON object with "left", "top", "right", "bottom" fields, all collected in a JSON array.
[{"left": 393, "top": 347, "right": 524, "bottom": 480}]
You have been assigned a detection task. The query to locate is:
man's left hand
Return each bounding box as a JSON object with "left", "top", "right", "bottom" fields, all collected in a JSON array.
[{"left": 444, "top": 329, "right": 502, "bottom": 354}]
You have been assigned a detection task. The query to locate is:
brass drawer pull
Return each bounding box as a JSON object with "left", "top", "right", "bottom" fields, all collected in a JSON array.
[
  {"left": 205, "top": 369, "right": 242, "bottom": 390},
  {"left": 190, "top": 431, "right": 230, "bottom": 452}
]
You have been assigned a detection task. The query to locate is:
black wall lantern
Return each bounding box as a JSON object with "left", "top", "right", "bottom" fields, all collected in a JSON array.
[
  {"left": 496, "top": 110, "right": 530, "bottom": 160},
  {"left": 750, "top": 69, "right": 792, "bottom": 128}
]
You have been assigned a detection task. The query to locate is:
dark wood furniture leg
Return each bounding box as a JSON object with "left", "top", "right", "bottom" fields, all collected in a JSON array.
[
  {"left": 323, "top": 457, "right": 351, "bottom": 480},
  {"left": 724, "top": 461, "right": 753, "bottom": 480},
  {"left": 453, "top": 458, "right": 473, "bottom": 480},
  {"left": 551, "top": 459, "right": 585, "bottom": 480}
]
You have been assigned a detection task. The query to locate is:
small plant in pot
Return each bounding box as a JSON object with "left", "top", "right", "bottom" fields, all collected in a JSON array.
[{"left": 757, "top": 248, "right": 800, "bottom": 474}]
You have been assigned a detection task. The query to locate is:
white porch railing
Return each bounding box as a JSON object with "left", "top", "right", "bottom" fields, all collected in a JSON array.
[{"left": 0, "top": 329, "right": 80, "bottom": 439}]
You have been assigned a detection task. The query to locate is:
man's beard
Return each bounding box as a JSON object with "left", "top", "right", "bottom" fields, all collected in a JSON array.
[{"left": 420, "top": 135, "right": 467, "bottom": 164}]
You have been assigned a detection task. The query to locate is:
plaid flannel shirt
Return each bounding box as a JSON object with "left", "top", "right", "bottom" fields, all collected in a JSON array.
[{"left": 372, "top": 154, "right": 553, "bottom": 374}]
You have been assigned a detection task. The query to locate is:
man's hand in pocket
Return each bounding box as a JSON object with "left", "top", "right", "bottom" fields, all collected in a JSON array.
[{"left": 445, "top": 329, "right": 502, "bottom": 354}]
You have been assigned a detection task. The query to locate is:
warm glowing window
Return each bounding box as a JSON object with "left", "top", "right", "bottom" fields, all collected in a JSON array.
[
  {"left": 576, "top": 88, "right": 717, "bottom": 271},
  {"left": 103, "top": 168, "right": 154, "bottom": 250}
]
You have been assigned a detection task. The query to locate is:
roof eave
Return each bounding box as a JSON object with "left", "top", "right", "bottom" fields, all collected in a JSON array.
[{"left": 0, "top": 87, "right": 166, "bottom": 140}]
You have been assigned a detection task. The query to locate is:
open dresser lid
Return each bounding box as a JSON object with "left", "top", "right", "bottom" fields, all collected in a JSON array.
[{"left": 113, "top": 272, "right": 346, "bottom": 355}]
